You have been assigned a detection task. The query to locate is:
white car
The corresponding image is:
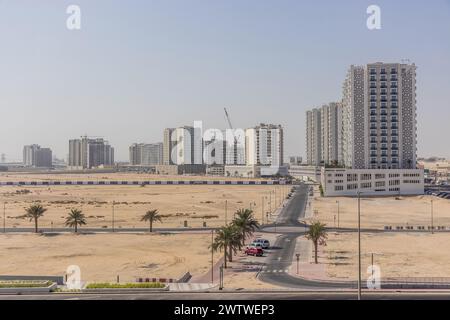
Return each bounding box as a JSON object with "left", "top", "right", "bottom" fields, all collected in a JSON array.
[{"left": 253, "top": 238, "right": 270, "bottom": 249}]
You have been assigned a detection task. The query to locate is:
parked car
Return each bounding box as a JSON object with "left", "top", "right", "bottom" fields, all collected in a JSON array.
[
  {"left": 247, "top": 242, "right": 263, "bottom": 249},
  {"left": 244, "top": 246, "right": 264, "bottom": 256},
  {"left": 253, "top": 238, "right": 270, "bottom": 249}
]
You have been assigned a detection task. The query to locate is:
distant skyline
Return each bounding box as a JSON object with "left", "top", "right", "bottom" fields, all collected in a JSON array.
[{"left": 1, "top": 0, "right": 450, "bottom": 162}]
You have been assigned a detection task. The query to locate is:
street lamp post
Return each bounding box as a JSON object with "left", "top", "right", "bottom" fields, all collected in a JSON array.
[
  {"left": 3, "top": 202, "right": 6, "bottom": 233},
  {"left": 219, "top": 264, "right": 224, "bottom": 290},
  {"left": 225, "top": 200, "right": 228, "bottom": 225},
  {"left": 112, "top": 201, "right": 115, "bottom": 233},
  {"left": 261, "top": 197, "right": 264, "bottom": 225},
  {"left": 296, "top": 253, "right": 300, "bottom": 274},
  {"left": 211, "top": 230, "right": 214, "bottom": 283},
  {"left": 336, "top": 200, "right": 340, "bottom": 228},
  {"left": 357, "top": 191, "right": 362, "bottom": 300},
  {"left": 431, "top": 199, "right": 434, "bottom": 234},
  {"left": 269, "top": 192, "right": 272, "bottom": 213}
]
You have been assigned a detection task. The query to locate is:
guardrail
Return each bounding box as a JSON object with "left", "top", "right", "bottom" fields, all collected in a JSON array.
[
  {"left": 0, "top": 180, "right": 292, "bottom": 186},
  {"left": 384, "top": 225, "right": 448, "bottom": 231}
]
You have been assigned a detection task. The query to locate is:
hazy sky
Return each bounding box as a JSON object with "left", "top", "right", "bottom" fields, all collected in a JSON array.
[{"left": 1, "top": 0, "right": 450, "bottom": 162}]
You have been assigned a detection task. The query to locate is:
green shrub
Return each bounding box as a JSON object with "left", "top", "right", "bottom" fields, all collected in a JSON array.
[{"left": 319, "top": 184, "right": 324, "bottom": 197}]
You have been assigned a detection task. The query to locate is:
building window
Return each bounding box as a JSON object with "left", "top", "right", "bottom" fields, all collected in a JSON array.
[
  {"left": 375, "top": 181, "right": 385, "bottom": 187},
  {"left": 361, "top": 182, "right": 372, "bottom": 189},
  {"left": 347, "top": 184, "right": 358, "bottom": 190}
]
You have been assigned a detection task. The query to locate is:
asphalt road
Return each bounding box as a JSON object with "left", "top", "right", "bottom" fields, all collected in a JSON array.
[
  {"left": 3, "top": 290, "right": 450, "bottom": 300},
  {"left": 258, "top": 185, "right": 356, "bottom": 289}
]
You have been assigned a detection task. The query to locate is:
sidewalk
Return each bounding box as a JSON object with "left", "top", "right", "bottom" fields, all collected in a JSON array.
[
  {"left": 288, "top": 237, "right": 340, "bottom": 282},
  {"left": 190, "top": 256, "right": 224, "bottom": 284}
]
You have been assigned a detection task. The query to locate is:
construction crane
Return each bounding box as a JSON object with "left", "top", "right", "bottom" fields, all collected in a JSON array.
[
  {"left": 224, "top": 107, "right": 240, "bottom": 164},
  {"left": 224, "top": 107, "right": 234, "bottom": 131}
]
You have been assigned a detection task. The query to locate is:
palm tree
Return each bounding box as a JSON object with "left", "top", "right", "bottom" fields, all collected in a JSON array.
[
  {"left": 25, "top": 204, "right": 47, "bottom": 233},
  {"left": 305, "top": 221, "right": 328, "bottom": 264},
  {"left": 211, "top": 225, "right": 242, "bottom": 268},
  {"left": 227, "top": 225, "right": 243, "bottom": 263},
  {"left": 65, "top": 208, "right": 87, "bottom": 233},
  {"left": 141, "top": 209, "right": 162, "bottom": 232},
  {"left": 232, "top": 208, "right": 260, "bottom": 246}
]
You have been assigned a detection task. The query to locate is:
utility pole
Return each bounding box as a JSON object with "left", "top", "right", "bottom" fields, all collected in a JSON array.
[{"left": 357, "top": 191, "right": 362, "bottom": 300}]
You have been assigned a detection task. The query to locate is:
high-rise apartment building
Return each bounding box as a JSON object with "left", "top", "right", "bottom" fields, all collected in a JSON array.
[
  {"left": 68, "top": 136, "right": 114, "bottom": 169},
  {"left": 321, "top": 102, "right": 342, "bottom": 166},
  {"left": 129, "top": 143, "right": 163, "bottom": 166},
  {"left": 306, "top": 108, "right": 322, "bottom": 166},
  {"left": 162, "top": 126, "right": 202, "bottom": 165},
  {"left": 342, "top": 62, "right": 417, "bottom": 169},
  {"left": 245, "top": 124, "right": 283, "bottom": 167},
  {"left": 23, "top": 144, "right": 52, "bottom": 168}
]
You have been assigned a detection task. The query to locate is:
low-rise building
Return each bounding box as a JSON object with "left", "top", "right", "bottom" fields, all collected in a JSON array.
[
  {"left": 224, "top": 165, "right": 260, "bottom": 178},
  {"left": 288, "top": 165, "right": 322, "bottom": 182},
  {"left": 321, "top": 168, "right": 424, "bottom": 196},
  {"left": 155, "top": 164, "right": 206, "bottom": 175}
]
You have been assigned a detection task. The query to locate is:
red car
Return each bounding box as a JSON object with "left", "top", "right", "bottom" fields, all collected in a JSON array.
[{"left": 244, "top": 246, "right": 264, "bottom": 256}]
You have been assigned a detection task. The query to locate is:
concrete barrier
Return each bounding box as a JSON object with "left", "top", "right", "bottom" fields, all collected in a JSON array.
[{"left": 0, "top": 275, "right": 64, "bottom": 285}]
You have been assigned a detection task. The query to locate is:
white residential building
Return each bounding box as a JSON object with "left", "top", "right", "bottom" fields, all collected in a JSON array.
[
  {"left": 342, "top": 62, "right": 417, "bottom": 169},
  {"left": 245, "top": 124, "right": 284, "bottom": 167}
]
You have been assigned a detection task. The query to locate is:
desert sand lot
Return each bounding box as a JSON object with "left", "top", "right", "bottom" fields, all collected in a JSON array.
[
  {"left": 0, "top": 233, "right": 211, "bottom": 282},
  {"left": 0, "top": 172, "right": 271, "bottom": 182},
  {"left": 311, "top": 193, "right": 450, "bottom": 229},
  {"left": 323, "top": 232, "right": 450, "bottom": 279},
  {"left": 0, "top": 184, "right": 287, "bottom": 229}
]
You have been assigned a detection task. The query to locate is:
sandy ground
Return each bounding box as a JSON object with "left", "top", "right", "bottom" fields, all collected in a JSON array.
[
  {"left": 322, "top": 232, "right": 450, "bottom": 280},
  {"left": 0, "top": 231, "right": 278, "bottom": 288},
  {"left": 0, "top": 184, "right": 288, "bottom": 229},
  {"left": 311, "top": 192, "right": 450, "bottom": 229},
  {"left": 0, "top": 172, "right": 272, "bottom": 182},
  {"left": 0, "top": 233, "right": 211, "bottom": 282}
]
